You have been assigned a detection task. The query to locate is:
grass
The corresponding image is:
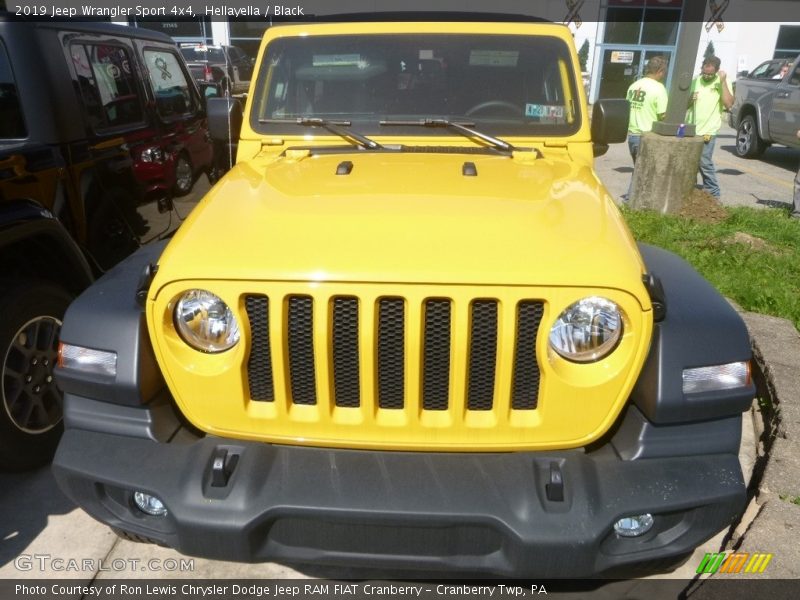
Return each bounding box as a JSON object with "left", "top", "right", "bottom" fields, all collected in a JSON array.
[
  {"left": 778, "top": 494, "right": 800, "bottom": 506},
  {"left": 621, "top": 205, "right": 800, "bottom": 330}
]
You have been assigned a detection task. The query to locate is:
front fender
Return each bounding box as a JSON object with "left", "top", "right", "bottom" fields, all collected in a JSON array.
[
  {"left": 55, "top": 241, "right": 168, "bottom": 407},
  {"left": 0, "top": 201, "right": 94, "bottom": 291},
  {"left": 630, "top": 244, "right": 754, "bottom": 424}
]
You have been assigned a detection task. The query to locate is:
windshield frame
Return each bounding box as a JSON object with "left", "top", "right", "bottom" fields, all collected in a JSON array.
[{"left": 249, "top": 30, "right": 583, "bottom": 140}]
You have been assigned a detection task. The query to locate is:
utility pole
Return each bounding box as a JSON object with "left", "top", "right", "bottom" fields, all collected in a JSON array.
[{"left": 652, "top": 0, "right": 709, "bottom": 137}]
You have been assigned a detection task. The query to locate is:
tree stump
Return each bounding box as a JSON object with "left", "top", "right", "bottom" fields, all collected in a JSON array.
[{"left": 630, "top": 132, "right": 704, "bottom": 214}]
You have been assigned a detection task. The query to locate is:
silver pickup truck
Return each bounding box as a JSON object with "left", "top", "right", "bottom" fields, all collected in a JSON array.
[{"left": 730, "top": 55, "right": 800, "bottom": 157}]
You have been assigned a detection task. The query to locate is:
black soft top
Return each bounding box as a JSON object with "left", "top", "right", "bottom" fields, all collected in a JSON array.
[{"left": 0, "top": 14, "right": 174, "bottom": 43}]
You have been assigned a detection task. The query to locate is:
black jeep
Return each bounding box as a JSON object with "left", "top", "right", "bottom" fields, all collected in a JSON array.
[{"left": 0, "top": 17, "right": 208, "bottom": 470}]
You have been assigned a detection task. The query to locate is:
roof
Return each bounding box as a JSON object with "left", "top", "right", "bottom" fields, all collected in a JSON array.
[
  {"left": 0, "top": 14, "right": 174, "bottom": 43},
  {"left": 279, "top": 11, "right": 550, "bottom": 23}
]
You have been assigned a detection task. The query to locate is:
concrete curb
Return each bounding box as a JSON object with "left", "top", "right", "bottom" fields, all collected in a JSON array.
[
  {"left": 685, "top": 310, "right": 800, "bottom": 588},
  {"left": 676, "top": 311, "right": 800, "bottom": 600},
  {"left": 728, "top": 312, "right": 800, "bottom": 578}
]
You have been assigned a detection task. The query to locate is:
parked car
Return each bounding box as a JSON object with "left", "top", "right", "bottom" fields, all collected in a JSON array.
[
  {"left": 54, "top": 20, "right": 753, "bottom": 578},
  {"left": 743, "top": 58, "right": 791, "bottom": 80},
  {"left": 179, "top": 44, "right": 253, "bottom": 96},
  {"left": 730, "top": 54, "right": 800, "bottom": 157},
  {"left": 0, "top": 17, "right": 211, "bottom": 470}
]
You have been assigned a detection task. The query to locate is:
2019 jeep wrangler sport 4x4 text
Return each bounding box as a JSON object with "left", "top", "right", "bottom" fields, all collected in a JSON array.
[{"left": 52, "top": 21, "right": 755, "bottom": 578}]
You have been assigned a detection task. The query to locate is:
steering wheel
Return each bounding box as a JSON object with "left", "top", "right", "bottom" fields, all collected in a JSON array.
[{"left": 465, "top": 100, "right": 524, "bottom": 117}]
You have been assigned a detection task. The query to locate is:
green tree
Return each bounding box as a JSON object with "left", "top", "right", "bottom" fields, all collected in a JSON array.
[
  {"left": 704, "top": 40, "right": 716, "bottom": 60},
  {"left": 578, "top": 39, "right": 590, "bottom": 71}
]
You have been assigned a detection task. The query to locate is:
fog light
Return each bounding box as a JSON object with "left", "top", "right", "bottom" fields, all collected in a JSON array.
[
  {"left": 133, "top": 491, "right": 167, "bottom": 517},
  {"left": 613, "top": 513, "right": 654, "bottom": 537}
]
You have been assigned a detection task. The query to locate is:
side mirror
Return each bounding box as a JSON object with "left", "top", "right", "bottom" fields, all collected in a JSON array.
[
  {"left": 197, "top": 81, "right": 221, "bottom": 111},
  {"left": 199, "top": 81, "right": 221, "bottom": 99},
  {"left": 207, "top": 97, "right": 243, "bottom": 144},
  {"left": 591, "top": 98, "right": 630, "bottom": 157}
]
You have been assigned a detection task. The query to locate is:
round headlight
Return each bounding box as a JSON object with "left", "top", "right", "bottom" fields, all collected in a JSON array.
[
  {"left": 174, "top": 289, "right": 240, "bottom": 353},
  {"left": 549, "top": 297, "right": 623, "bottom": 363}
]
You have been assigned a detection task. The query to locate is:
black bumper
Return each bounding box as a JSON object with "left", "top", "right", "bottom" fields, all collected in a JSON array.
[{"left": 53, "top": 428, "right": 745, "bottom": 578}]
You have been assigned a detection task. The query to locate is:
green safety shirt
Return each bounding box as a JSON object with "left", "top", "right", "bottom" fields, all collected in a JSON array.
[
  {"left": 687, "top": 74, "right": 732, "bottom": 136},
  {"left": 626, "top": 76, "right": 668, "bottom": 135}
]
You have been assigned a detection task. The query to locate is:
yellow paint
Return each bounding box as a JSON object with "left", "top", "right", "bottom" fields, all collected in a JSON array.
[{"left": 146, "top": 21, "right": 654, "bottom": 451}]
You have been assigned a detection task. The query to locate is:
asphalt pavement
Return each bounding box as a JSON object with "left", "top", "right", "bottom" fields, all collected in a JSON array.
[
  {"left": 2, "top": 130, "right": 799, "bottom": 592},
  {"left": 596, "top": 123, "right": 797, "bottom": 210}
]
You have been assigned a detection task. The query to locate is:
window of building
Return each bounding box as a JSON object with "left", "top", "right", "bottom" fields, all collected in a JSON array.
[
  {"left": 775, "top": 25, "right": 800, "bottom": 59},
  {"left": 130, "top": 17, "right": 213, "bottom": 46},
  {"left": 603, "top": 0, "right": 682, "bottom": 46},
  {"left": 641, "top": 8, "right": 680, "bottom": 45},
  {"left": 229, "top": 21, "right": 269, "bottom": 63}
]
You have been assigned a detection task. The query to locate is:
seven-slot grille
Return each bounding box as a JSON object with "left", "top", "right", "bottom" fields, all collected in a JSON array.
[{"left": 244, "top": 294, "right": 544, "bottom": 413}]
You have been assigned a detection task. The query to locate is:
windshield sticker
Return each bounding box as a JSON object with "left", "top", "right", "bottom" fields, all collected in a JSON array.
[
  {"left": 419, "top": 50, "right": 434, "bottom": 60},
  {"left": 469, "top": 50, "right": 519, "bottom": 67},
  {"left": 525, "top": 104, "right": 565, "bottom": 119},
  {"left": 312, "top": 54, "right": 362, "bottom": 67}
]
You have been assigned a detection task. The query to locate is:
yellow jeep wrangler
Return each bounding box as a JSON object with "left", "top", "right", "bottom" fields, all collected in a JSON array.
[{"left": 53, "top": 21, "right": 754, "bottom": 578}]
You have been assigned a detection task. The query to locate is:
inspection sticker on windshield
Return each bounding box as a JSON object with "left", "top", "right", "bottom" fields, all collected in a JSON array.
[
  {"left": 525, "top": 104, "right": 565, "bottom": 119},
  {"left": 469, "top": 50, "right": 519, "bottom": 67},
  {"left": 313, "top": 54, "right": 362, "bottom": 67}
]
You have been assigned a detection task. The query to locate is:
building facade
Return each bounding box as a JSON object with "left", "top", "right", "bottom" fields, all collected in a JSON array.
[{"left": 120, "top": 1, "right": 800, "bottom": 105}]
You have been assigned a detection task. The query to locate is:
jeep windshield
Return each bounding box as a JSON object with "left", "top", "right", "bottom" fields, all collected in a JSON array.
[{"left": 251, "top": 33, "right": 581, "bottom": 138}]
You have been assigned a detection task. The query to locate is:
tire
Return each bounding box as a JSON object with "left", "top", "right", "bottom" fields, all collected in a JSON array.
[
  {"left": 173, "top": 152, "right": 194, "bottom": 197},
  {"left": 0, "top": 282, "right": 73, "bottom": 471},
  {"left": 736, "top": 114, "right": 766, "bottom": 158}
]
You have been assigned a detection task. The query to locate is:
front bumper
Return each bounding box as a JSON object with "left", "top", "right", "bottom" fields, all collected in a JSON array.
[{"left": 53, "top": 426, "right": 745, "bottom": 578}]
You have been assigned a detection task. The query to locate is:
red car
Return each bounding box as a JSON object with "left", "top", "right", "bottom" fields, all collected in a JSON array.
[{"left": 71, "top": 31, "right": 214, "bottom": 198}]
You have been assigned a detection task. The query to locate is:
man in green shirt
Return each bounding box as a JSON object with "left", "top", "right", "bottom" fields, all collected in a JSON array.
[
  {"left": 687, "top": 56, "right": 734, "bottom": 199},
  {"left": 625, "top": 55, "right": 668, "bottom": 200}
]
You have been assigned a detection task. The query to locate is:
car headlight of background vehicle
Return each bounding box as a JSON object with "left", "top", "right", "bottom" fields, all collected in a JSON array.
[
  {"left": 174, "top": 290, "right": 240, "bottom": 353},
  {"left": 549, "top": 297, "right": 624, "bottom": 363},
  {"left": 140, "top": 146, "right": 165, "bottom": 163}
]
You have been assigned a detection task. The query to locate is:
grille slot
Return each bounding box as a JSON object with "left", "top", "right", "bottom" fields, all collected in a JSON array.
[
  {"left": 467, "top": 300, "right": 498, "bottom": 410},
  {"left": 244, "top": 292, "right": 544, "bottom": 420},
  {"left": 512, "top": 301, "right": 544, "bottom": 410},
  {"left": 422, "top": 299, "right": 452, "bottom": 411},
  {"left": 332, "top": 297, "right": 360, "bottom": 407},
  {"left": 377, "top": 298, "right": 405, "bottom": 409},
  {"left": 245, "top": 296, "right": 275, "bottom": 402},
  {"left": 287, "top": 296, "right": 317, "bottom": 405}
]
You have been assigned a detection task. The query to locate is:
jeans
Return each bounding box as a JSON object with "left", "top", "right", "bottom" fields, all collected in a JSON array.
[
  {"left": 699, "top": 135, "right": 720, "bottom": 198},
  {"left": 626, "top": 134, "right": 641, "bottom": 200}
]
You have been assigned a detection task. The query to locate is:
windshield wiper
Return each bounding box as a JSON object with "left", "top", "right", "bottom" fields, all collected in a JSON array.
[
  {"left": 258, "top": 117, "right": 382, "bottom": 150},
  {"left": 379, "top": 118, "right": 516, "bottom": 152}
]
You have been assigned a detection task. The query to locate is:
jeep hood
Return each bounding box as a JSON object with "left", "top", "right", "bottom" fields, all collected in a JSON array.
[{"left": 155, "top": 151, "right": 647, "bottom": 299}]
